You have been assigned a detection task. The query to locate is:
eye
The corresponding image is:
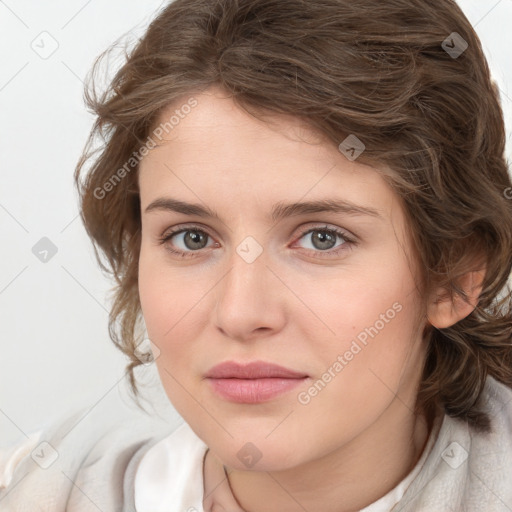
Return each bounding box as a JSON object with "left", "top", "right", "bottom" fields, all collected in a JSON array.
[
  {"left": 293, "top": 225, "right": 355, "bottom": 257},
  {"left": 158, "top": 223, "right": 356, "bottom": 259},
  {"left": 158, "top": 226, "right": 217, "bottom": 258}
]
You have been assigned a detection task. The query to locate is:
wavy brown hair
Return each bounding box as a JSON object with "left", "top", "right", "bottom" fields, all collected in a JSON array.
[{"left": 74, "top": 0, "right": 512, "bottom": 432}]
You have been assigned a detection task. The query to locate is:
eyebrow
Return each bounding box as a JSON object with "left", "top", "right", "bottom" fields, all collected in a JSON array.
[{"left": 144, "top": 197, "right": 383, "bottom": 222}]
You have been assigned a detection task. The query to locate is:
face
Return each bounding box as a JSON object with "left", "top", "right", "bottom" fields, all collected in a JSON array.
[{"left": 138, "top": 85, "right": 428, "bottom": 472}]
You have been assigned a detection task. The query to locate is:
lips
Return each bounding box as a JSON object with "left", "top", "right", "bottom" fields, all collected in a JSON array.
[
  {"left": 205, "top": 361, "right": 309, "bottom": 403},
  {"left": 205, "top": 361, "right": 308, "bottom": 379}
]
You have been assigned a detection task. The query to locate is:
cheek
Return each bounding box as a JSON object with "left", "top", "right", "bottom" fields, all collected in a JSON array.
[
  {"left": 287, "top": 270, "right": 424, "bottom": 454},
  {"left": 303, "top": 255, "right": 418, "bottom": 343},
  {"left": 301, "top": 253, "right": 424, "bottom": 391},
  {"left": 138, "top": 244, "right": 216, "bottom": 378},
  {"left": 138, "top": 255, "right": 206, "bottom": 417},
  {"left": 139, "top": 247, "right": 192, "bottom": 348}
]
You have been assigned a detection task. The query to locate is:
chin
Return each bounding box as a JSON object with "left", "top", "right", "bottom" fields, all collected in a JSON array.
[{"left": 208, "top": 434, "right": 308, "bottom": 473}]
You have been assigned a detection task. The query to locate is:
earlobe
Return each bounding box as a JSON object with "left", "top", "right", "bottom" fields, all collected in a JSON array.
[{"left": 427, "top": 268, "right": 486, "bottom": 329}]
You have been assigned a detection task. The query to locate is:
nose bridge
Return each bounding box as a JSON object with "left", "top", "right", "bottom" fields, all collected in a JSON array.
[{"left": 219, "top": 244, "right": 269, "bottom": 309}]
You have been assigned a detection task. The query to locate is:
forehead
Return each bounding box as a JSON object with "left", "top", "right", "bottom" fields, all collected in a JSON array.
[
  {"left": 149, "top": 84, "right": 327, "bottom": 145},
  {"left": 138, "top": 87, "right": 399, "bottom": 217}
]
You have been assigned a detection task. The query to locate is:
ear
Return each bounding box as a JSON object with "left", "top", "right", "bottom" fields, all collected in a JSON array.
[{"left": 427, "top": 268, "right": 486, "bottom": 329}]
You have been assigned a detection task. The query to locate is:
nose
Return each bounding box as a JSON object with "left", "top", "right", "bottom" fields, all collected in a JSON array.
[{"left": 214, "top": 248, "right": 287, "bottom": 342}]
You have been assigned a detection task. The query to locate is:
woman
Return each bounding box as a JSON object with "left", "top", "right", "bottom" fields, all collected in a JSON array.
[{"left": 1, "top": 0, "right": 512, "bottom": 510}]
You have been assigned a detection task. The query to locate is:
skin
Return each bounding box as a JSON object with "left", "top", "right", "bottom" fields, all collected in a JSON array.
[{"left": 137, "top": 85, "right": 482, "bottom": 512}]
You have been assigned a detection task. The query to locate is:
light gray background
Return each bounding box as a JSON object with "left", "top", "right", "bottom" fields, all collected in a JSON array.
[{"left": 1, "top": 0, "right": 511, "bottom": 448}]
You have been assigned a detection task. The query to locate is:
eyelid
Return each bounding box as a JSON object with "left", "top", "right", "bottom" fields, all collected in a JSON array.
[
  {"left": 292, "top": 222, "right": 356, "bottom": 242},
  {"left": 160, "top": 222, "right": 215, "bottom": 239}
]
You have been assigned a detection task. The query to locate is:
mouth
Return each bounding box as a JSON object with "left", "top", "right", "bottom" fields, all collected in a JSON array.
[{"left": 204, "top": 360, "right": 309, "bottom": 404}]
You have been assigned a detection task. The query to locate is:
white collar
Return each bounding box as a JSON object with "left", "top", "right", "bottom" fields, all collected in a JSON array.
[{"left": 134, "top": 421, "right": 208, "bottom": 512}]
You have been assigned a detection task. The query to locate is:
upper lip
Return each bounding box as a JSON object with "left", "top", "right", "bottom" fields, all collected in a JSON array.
[{"left": 205, "top": 361, "right": 308, "bottom": 379}]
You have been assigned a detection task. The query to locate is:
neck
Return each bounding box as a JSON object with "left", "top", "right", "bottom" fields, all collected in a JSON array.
[{"left": 223, "top": 400, "right": 433, "bottom": 512}]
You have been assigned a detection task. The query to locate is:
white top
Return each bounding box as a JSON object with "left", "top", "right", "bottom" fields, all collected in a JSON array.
[{"left": 134, "top": 414, "right": 443, "bottom": 512}]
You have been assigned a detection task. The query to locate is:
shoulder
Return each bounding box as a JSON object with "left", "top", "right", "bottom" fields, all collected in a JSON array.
[
  {"left": 0, "top": 403, "right": 175, "bottom": 511},
  {"left": 468, "top": 375, "right": 512, "bottom": 463},
  {"left": 480, "top": 375, "right": 512, "bottom": 423},
  {"left": 461, "top": 377, "right": 512, "bottom": 509},
  {"left": 398, "top": 376, "right": 512, "bottom": 511}
]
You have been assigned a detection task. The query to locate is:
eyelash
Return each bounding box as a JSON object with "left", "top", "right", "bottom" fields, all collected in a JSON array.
[{"left": 157, "top": 224, "right": 357, "bottom": 260}]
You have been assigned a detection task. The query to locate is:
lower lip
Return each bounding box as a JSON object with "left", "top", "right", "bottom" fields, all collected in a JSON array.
[{"left": 207, "top": 377, "right": 307, "bottom": 403}]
